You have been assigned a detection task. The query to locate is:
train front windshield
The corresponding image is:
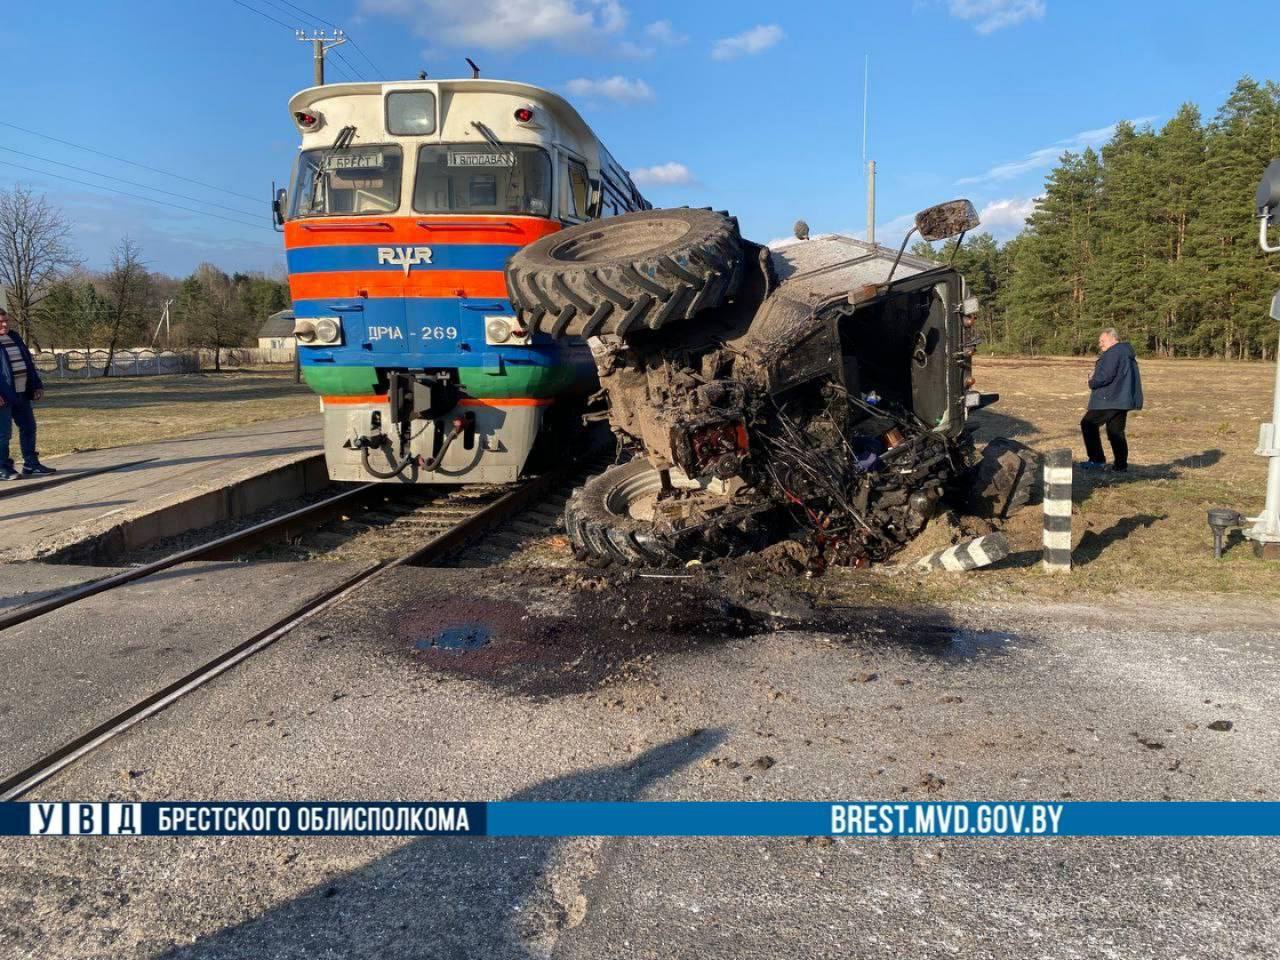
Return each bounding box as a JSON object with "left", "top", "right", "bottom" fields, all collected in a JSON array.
[
  {"left": 290, "top": 144, "right": 402, "bottom": 217},
  {"left": 414, "top": 144, "right": 551, "bottom": 216},
  {"left": 289, "top": 142, "right": 553, "bottom": 219}
]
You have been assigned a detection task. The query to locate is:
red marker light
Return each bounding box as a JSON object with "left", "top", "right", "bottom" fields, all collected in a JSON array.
[
  {"left": 514, "top": 107, "right": 534, "bottom": 123},
  {"left": 295, "top": 112, "right": 318, "bottom": 127}
]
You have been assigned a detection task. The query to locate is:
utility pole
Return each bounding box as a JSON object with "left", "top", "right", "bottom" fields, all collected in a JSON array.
[
  {"left": 151, "top": 299, "right": 173, "bottom": 348},
  {"left": 296, "top": 29, "right": 346, "bottom": 86}
]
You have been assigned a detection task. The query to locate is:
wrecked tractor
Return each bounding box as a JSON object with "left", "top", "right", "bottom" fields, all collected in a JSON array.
[{"left": 504, "top": 201, "right": 1012, "bottom": 569}]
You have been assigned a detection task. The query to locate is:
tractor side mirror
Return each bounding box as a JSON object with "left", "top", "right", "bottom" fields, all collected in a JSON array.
[
  {"left": 1270, "top": 289, "right": 1280, "bottom": 322},
  {"left": 914, "top": 199, "right": 981, "bottom": 242}
]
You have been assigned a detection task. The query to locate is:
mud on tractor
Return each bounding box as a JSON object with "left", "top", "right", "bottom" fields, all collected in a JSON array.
[{"left": 504, "top": 202, "right": 1035, "bottom": 570}]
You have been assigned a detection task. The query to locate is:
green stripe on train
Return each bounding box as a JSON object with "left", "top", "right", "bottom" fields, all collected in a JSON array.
[{"left": 301, "top": 362, "right": 588, "bottom": 399}]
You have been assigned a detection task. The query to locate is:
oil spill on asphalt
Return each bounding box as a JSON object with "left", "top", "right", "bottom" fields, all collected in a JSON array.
[
  {"left": 387, "top": 568, "right": 1021, "bottom": 698},
  {"left": 415, "top": 624, "right": 494, "bottom": 652},
  {"left": 394, "top": 573, "right": 770, "bottom": 696}
]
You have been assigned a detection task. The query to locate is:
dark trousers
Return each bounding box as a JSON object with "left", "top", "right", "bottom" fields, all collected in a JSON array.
[
  {"left": 1081, "top": 409, "right": 1128, "bottom": 470},
  {"left": 0, "top": 394, "right": 39, "bottom": 470}
]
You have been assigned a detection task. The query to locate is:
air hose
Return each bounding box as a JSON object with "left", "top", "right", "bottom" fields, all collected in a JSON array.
[{"left": 362, "top": 418, "right": 464, "bottom": 479}]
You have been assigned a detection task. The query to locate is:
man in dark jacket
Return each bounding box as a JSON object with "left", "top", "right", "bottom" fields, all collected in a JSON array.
[
  {"left": 1080, "top": 326, "right": 1143, "bottom": 472},
  {"left": 0, "top": 307, "right": 56, "bottom": 480}
]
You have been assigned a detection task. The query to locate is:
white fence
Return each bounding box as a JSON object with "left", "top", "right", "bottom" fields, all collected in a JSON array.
[
  {"left": 33, "top": 347, "right": 296, "bottom": 378},
  {"left": 34, "top": 349, "right": 200, "bottom": 379},
  {"left": 197, "top": 347, "right": 296, "bottom": 366}
]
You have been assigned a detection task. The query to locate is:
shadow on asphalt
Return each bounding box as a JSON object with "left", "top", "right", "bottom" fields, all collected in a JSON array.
[{"left": 159, "top": 729, "right": 725, "bottom": 960}]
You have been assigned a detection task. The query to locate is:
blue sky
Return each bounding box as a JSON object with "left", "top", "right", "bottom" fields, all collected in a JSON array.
[{"left": 0, "top": 0, "right": 1275, "bottom": 276}]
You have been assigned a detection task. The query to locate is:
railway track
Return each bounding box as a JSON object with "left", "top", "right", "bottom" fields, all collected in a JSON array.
[{"left": 0, "top": 451, "right": 611, "bottom": 800}]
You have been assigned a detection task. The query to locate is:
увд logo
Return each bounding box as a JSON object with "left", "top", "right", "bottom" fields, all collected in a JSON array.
[{"left": 377, "top": 246, "right": 434, "bottom": 275}]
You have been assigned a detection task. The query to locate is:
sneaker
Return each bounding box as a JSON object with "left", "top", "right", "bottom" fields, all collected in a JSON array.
[
  {"left": 21, "top": 463, "right": 56, "bottom": 477},
  {"left": 1078, "top": 460, "right": 1107, "bottom": 471},
  {"left": 0, "top": 466, "right": 20, "bottom": 481}
]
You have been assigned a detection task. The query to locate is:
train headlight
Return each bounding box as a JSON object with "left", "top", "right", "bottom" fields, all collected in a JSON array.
[
  {"left": 294, "top": 319, "right": 317, "bottom": 344},
  {"left": 486, "top": 317, "right": 512, "bottom": 343},
  {"left": 314, "top": 317, "right": 342, "bottom": 344},
  {"left": 485, "top": 315, "right": 531, "bottom": 346}
]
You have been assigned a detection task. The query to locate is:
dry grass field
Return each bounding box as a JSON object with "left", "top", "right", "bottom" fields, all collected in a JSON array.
[
  {"left": 850, "top": 355, "right": 1280, "bottom": 603},
  {"left": 29, "top": 369, "right": 318, "bottom": 457}
]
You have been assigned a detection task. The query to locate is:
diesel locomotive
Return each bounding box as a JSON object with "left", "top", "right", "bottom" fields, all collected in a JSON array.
[{"left": 276, "top": 78, "right": 649, "bottom": 483}]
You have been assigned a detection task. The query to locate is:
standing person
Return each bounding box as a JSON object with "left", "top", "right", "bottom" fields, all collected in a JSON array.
[
  {"left": 0, "top": 307, "right": 55, "bottom": 480},
  {"left": 1080, "top": 326, "right": 1143, "bottom": 473}
]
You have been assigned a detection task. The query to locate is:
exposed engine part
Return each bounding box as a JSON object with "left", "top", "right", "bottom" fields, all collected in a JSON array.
[{"left": 510, "top": 200, "right": 1010, "bottom": 571}]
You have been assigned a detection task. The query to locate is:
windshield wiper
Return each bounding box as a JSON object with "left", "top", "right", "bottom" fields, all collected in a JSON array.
[
  {"left": 308, "top": 125, "right": 358, "bottom": 213},
  {"left": 470, "top": 121, "right": 509, "bottom": 157}
]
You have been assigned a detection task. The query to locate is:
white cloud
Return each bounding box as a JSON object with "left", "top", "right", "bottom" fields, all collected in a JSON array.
[
  {"left": 617, "top": 40, "right": 654, "bottom": 59},
  {"left": 631, "top": 162, "right": 693, "bottom": 186},
  {"left": 976, "top": 196, "right": 1038, "bottom": 238},
  {"left": 711, "top": 24, "right": 784, "bottom": 61},
  {"left": 565, "top": 76, "right": 655, "bottom": 103},
  {"left": 645, "top": 19, "right": 688, "bottom": 44},
  {"left": 947, "top": 0, "right": 1045, "bottom": 34},
  {"left": 360, "top": 0, "right": 627, "bottom": 51},
  {"left": 957, "top": 116, "right": 1157, "bottom": 185}
]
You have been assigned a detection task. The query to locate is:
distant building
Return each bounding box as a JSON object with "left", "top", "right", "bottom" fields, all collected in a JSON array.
[{"left": 257, "top": 309, "right": 296, "bottom": 354}]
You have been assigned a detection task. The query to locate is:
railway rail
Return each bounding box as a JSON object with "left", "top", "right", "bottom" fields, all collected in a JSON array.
[{"left": 0, "top": 452, "right": 609, "bottom": 800}]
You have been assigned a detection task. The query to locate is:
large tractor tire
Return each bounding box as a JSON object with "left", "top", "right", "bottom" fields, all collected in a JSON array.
[
  {"left": 505, "top": 208, "right": 745, "bottom": 340},
  {"left": 564, "top": 459, "right": 776, "bottom": 567}
]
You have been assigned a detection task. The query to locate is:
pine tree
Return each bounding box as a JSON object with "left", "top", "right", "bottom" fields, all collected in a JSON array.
[{"left": 1004, "top": 149, "right": 1102, "bottom": 353}]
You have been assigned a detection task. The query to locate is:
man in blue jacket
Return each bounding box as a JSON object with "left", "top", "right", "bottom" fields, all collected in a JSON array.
[
  {"left": 0, "top": 307, "right": 56, "bottom": 480},
  {"left": 1080, "top": 326, "right": 1143, "bottom": 472}
]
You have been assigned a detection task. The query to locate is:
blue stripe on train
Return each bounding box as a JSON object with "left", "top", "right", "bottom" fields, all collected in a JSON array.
[
  {"left": 286, "top": 243, "right": 520, "bottom": 274},
  {"left": 292, "top": 296, "right": 570, "bottom": 369}
]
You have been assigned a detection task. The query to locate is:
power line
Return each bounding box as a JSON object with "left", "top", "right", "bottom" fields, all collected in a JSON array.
[
  {"left": 228, "top": 0, "right": 295, "bottom": 30},
  {"left": 345, "top": 37, "right": 387, "bottom": 80},
  {"left": 0, "top": 145, "right": 261, "bottom": 218},
  {"left": 273, "top": 0, "right": 338, "bottom": 27},
  {"left": 0, "top": 159, "right": 268, "bottom": 232},
  {"left": 0, "top": 120, "right": 261, "bottom": 203},
  {"left": 331, "top": 49, "right": 365, "bottom": 82}
]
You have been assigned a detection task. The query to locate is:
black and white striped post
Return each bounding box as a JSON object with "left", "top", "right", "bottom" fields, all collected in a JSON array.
[
  {"left": 1042, "top": 448, "right": 1073, "bottom": 572},
  {"left": 915, "top": 533, "right": 1009, "bottom": 572}
]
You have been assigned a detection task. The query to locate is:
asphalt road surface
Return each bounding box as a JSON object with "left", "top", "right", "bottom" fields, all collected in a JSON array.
[{"left": 2, "top": 566, "right": 1277, "bottom": 959}]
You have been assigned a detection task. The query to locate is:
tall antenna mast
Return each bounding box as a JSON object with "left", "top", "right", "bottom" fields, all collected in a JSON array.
[{"left": 864, "top": 55, "right": 876, "bottom": 246}]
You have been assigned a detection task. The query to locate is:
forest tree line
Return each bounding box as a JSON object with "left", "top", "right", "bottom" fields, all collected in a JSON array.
[
  {"left": 913, "top": 76, "right": 1280, "bottom": 359},
  {"left": 0, "top": 186, "right": 288, "bottom": 372}
]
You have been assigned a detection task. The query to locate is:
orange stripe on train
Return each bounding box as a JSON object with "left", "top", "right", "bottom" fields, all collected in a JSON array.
[
  {"left": 284, "top": 215, "right": 561, "bottom": 249},
  {"left": 288, "top": 270, "right": 510, "bottom": 301}
]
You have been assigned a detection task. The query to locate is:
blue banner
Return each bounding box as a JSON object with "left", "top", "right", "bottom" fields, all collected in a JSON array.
[{"left": 4, "top": 801, "right": 1279, "bottom": 837}]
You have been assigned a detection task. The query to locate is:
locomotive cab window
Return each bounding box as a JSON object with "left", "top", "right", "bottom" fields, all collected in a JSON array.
[
  {"left": 386, "top": 91, "right": 436, "bottom": 136},
  {"left": 290, "top": 145, "right": 403, "bottom": 218},
  {"left": 562, "top": 158, "right": 591, "bottom": 221},
  {"left": 413, "top": 144, "right": 552, "bottom": 215}
]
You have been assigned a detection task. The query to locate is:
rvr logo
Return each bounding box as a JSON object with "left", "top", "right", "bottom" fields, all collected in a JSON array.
[{"left": 377, "top": 246, "right": 434, "bottom": 275}]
